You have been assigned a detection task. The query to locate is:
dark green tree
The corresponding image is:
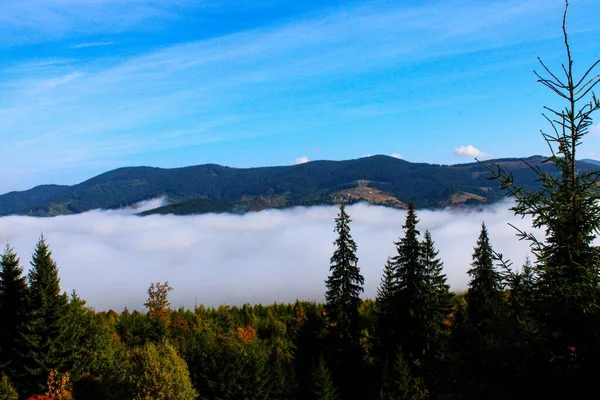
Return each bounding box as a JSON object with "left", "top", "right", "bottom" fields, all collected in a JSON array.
[
  {"left": 375, "top": 258, "right": 395, "bottom": 315},
  {"left": 311, "top": 356, "right": 339, "bottom": 400},
  {"left": 378, "top": 350, "right": 427, "bottom": 400},
  {"left": 0, "top": 245, "right": 29, "bottom": 388},
  {"left": 420, "top": 230, "right": 453, "bottom": 391},
  {"left": 25, "top": 235, "right": 69, "bottom": 394},
  {"left": 465, "top": 223, "right": 503, "bottom": 330},
  {"left": 454, "top": 223, "right": 505, "bottom": 399},
  {"left": 324, "top": 202, "right": 365, "bottom": 399},
  {"left": 388, "top": 202, "right": 426, "bottom": 363},
  {"left": 483, "top": 2, "right": 600, "bottom": 395},
  {"left": 325, "top": 202, "right": 364, "bottom": 339}
]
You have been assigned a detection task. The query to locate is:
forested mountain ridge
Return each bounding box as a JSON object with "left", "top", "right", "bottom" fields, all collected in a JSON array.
[{"left": 0, "top": 155, "right": 598, "bottom": 216}]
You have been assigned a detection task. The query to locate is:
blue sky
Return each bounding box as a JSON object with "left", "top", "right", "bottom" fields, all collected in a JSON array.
[{"left": 1, "top": 0, "right": 599, "bottom": 193}]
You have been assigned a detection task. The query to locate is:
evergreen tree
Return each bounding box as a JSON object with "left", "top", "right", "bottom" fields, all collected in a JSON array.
[
  {"left": 325, "top": 202, "right": 364, "bottom": 340},
  {"left": 324, "top": 202, "right": 365, "bottom": 399},
  {"left": 483, "top": 2, "right": 600, "bottom": 395},
  {"left": 388, "top": 202, "right": 426, "bottom": 362},
  {"left": 311, "top": 356, "right": 339, "bottom": 400},
  {"left": 25, "top": 235, "right": 69, "bottom": 394},
  {"left": 419, "top": 230, "right": 453, "bottom": 390},
  {"left": 455, "top": 223, "right": 505, "bottom": 398},
  {"left": 507, "top": 258, "right": 535, "bottom": 316},
  {"left": 0, "top": 245, "right": 29, "bottom": 388},
  {"left": 464, "top": 223, "right": 503, "bottom": 331},
  {"left": 375, "top": 258, "right": 395, "bottom": 315},
  {"left": 378, "top": 350, "right": 427, "bottom": 400}
]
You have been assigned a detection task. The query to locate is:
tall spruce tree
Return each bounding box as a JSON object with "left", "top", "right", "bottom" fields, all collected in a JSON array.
[
  {"left": 464, "top": 223, "right": 503, "bottom": 330},
  {"left": 25, "top": 235, "right": 69, "bottom": 394},
  {"left": 325, "top": 202, "right": 364, "bottom": 344},
  {"left": 482, "top": 2, "right": 600, "bottom": 395},
  {"left": 420, "top": 230, "right": 453, "bottom": 390},
  {"left": 374, "top": 257, "right": 396, "bottom": 385},
  {"left": 389, "top": 202, "right": 426, "bottom": 363},
  {"left": 324, "top": 202, "right": 365, "bottom": 399},
  {"left": 375, "top": 257, "right": 395, "bottom": 315},
  {"left": 455, "top": 223, "right": 505, "bottom": 398},
  {"left": 0, "top": 245, "right": 30, "bottom": 389}
]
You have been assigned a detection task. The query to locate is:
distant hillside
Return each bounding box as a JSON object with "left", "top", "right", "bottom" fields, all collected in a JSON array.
[
  {"left": 581, "top": 158, "right": 600, "bottom": 166},
  {"left": 1, "top": 155, "right": 598, "bottom": 217}
]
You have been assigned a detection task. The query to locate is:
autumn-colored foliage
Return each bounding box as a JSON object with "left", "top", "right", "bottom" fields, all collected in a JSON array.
[
  {"left": 45, "top": 370, "right": 72, "bottom": 400},
  {"left": 236, "top": 324, "right": 258, "bottom": 342}
]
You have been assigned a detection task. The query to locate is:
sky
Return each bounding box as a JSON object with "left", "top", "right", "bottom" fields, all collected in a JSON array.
[
  {"left": 0, "top": 200, "right": 542, "bottom": 311},
  {"left": 0, "top": 0, "right": 599, "bottom": 193}
]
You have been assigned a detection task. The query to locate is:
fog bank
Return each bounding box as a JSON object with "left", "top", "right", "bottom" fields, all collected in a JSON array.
[{"left": 0, "top": 200, "right": 540, "bottom": 311}]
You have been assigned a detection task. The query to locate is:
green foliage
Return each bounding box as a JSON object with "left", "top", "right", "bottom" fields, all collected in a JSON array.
[
  {"left": 0, "top": 245, "right": 29, "bottom": 388},
  {"left": 325, "top": 203, "right": 364, "bottom": 345},
  {"left": 388, "top": 203, "right": 426, "bottom": 360},
  {"left": 0, "top": 374, "right": 18, "bottom": 400},
  {"left": 324, "top": 203, "right": 368, "bottom": 399},
  {"left": 25, "top": 235, "right": 69, "bottom": 394},
  {"left": 419, "top": 230, "right": 454, "bottom": 391},
  {"left": 375, "top": 258, "right": 394, "bottom": 315},
  {"left": 464, "top": 223, "right": 504, "bottom": 331},
  {"left": 144, "top": 281, "right": 173, "bottom": 343},
  {"left": 311, "top": 357, "right": 339, "bottom": 400},
  {"left": 115, "top": 308, "right": 149, "bottom": 347},
  {"left": 378, "top": 351, "right": 428, "bottom": 400},
  {"left": 124, "top": 341, "right": 197, "bottom": 400},
  {"left": 452, "top": 223, "right": 507, "bottom": 398},
  {"left": 482, "top": 2, "right": 600, "bottom": 396},
  {"left": 61, "top": 291, "right": 112, "bottom": 379},
  {"left": 188, "top": 322, "right": 270, "bottom": 399}
]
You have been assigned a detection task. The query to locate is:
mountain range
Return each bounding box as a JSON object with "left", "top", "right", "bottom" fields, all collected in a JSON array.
[{"left": 1, "top": 155, "right": 598, "bottom": 217}]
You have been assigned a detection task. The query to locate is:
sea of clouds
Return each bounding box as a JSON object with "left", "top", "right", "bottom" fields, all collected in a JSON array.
[{"left": 0, "top": 199, "right": 542, "bottom": 311}]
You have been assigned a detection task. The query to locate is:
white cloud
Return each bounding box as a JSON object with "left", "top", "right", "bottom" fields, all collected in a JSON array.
[
  {"left": 71, "top": 41, "right": 115, "bottom": 49},
  {"left": 391, "top": 152, "right": 403, "bottom": 159},
  {"left": 590, "top": 123, "right": 600, "bottom": 136},
  {"left": 294, "top": 156, "right": 309, "bottom": 165},
  {"left": 454, "top": 145, "right": 489, "bottom": 158},
  {"left": 0, "top": 200, "right": 545, "bottom": 311}
]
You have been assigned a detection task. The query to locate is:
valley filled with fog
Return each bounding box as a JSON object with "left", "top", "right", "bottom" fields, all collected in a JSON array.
[{"left": 0, "top": 199, "right": 540, "bottom": 310}]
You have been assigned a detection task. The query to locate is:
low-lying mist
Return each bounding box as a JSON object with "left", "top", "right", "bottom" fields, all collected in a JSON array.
[{"left": 0, "top": 200, "right": 540, "bottom": 311}]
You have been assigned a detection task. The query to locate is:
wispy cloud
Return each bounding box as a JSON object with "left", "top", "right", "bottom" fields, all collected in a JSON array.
[
  {"left": 391, "top": 153, "right": 403, "bottom": 159},
  {"left": 454, "top": 145, "right": 490, "bottom": 158},
  {"left": 71, "top": 41, "right": 115, "bottom": 49},
  {"left": 0, "top": 200, "right": 542, "bottom": 310},
  {"left": 0, "top": 0, "right": 195, "bottom": 46}
]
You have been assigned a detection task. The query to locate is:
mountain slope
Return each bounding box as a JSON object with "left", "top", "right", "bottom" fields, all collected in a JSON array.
[{"left": 1, "top": 155, "right": 597, "bottom": 217}]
